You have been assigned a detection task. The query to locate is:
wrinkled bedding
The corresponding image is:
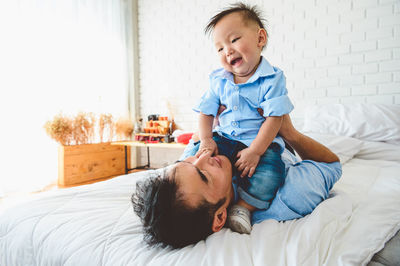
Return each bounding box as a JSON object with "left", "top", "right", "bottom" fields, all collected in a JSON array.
[{"left": 1, "top": 138, "right": 399, "bottom": 266}]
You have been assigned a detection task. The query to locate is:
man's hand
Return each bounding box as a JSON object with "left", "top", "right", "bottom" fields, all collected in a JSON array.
[
  {"left": 213, "top": 105, "right": 227, "bottom": 128},
  {"left": 256, "top": 108, "right": 264, "bottom": 117},
  {"left": 235, "top": 147, "right": 261, "bottom": 177},
  {"left": 196, "top": 138, "right": 218, "bottom": 158}
]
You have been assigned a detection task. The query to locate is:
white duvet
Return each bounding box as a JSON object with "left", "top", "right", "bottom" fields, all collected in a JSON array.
[{"left": 1, "top": 140, "right": 400, "bottom": 266}]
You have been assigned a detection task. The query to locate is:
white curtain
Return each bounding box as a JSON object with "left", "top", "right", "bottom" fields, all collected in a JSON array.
[{"left": 0, "top": 0, "right": 134, "bottom": 196}]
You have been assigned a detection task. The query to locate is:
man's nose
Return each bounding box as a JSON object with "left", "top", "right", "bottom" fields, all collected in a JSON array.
[{"left": 193, "top": 152, "right": 212, "bottom": 167}]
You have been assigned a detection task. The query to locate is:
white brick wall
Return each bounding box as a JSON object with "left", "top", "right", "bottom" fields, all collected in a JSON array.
[{"left": 136, "top": 0, "right": 400, "bottom": 167}]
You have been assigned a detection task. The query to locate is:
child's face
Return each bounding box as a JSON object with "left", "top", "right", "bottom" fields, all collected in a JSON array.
[{"left": 212, "top": 12, "right": 267, "bottom": 84}]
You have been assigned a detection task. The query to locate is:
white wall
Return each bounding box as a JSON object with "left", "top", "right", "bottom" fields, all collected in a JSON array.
[{"left": 136, "top": 0, "right": 400, "bottom": 167}]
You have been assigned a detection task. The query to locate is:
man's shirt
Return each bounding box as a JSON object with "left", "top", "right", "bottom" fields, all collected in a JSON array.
[
  {"left": 193, "top": 57, "right": 294, "bottom": 147},
  {"left": 232, "top": 149, "right": 342, "bottom": 224}
]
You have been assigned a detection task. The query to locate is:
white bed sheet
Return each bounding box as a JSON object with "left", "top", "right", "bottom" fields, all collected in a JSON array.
[
  {"left": 1, "top": 141, "right": 400, "bottom": 266},
  {"left": 355, "top": 140, "right": 400, "bottom": 163}
]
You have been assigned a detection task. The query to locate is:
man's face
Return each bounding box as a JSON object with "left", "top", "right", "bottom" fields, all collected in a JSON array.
[
  {"left": 173, "top": 152, "right": 234, "bottom": 208},
  {"left": 212, "top": 12, "right": 265, "bottom": 84}
]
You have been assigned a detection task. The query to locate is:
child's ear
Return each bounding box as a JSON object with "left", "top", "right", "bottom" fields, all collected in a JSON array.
[
  {"left": 258, "top": 28, "right": 267, "bottom": 48},
  {"left": 212, "top": 207, "right": 227, "bottom": 232}
]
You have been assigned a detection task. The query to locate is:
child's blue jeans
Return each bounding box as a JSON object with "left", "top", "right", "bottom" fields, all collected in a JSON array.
[{"left": 179, "top": 133, "right": 285, "bottom": 210}]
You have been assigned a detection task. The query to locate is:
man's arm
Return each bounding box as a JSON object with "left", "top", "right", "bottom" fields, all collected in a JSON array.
[{"left": 279, "top": 115, "right": 339, "bottom": 163}]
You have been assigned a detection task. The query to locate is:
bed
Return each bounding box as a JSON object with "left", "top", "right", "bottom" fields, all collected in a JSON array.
[{"left": 1, "top": 103, "right": 400, "bottom": 266}]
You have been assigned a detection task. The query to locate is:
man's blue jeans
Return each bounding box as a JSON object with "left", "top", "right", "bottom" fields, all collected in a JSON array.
[{"left": 179, "top": 133, "right": 285, "bottom": 210}]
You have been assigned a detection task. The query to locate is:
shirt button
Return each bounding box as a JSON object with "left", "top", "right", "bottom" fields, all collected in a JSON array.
[
  {"left": 231, "top": 121, "right": 237, "bottom": 127},
  {"left": 232, "top": 131, "right": 236, "bottom": 136},
  {"left": 234, "top": 86, "right": 239, "bottom": 90},
  {"left": 233, "top": 105, "right": 238, "bottom": 111}
]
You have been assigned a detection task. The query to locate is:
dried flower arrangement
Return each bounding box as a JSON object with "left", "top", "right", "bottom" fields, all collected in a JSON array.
[
  {"left": 45, "top": 112, "right": 133, "bottom": 145},
  {"left": 115, "top": 117, "right": 134, "bottom": 140},
  {"left": 99, "top": 113, "right": 114, "bottom": 143},
  {"left": 72, "top": 112, "right": 96, "bottom": 145},
  {"left": 44, "top": 113, "right": 73, "bottom": 145}
]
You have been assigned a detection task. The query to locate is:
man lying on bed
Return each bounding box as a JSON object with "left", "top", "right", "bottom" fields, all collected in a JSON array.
[{"left": 132, "top": 114, "right": 342, "bottom": 249}]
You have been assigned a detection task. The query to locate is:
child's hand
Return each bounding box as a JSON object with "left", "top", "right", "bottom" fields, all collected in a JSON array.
[
  {"left": 235, "top": 148, "right": 261, "bottom": 177},
  {"left": 196, "top": 138, "right": 218, "bottom": 158}
]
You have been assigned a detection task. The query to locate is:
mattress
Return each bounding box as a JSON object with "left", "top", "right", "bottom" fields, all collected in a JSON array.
[{"left": 1, "top": 137, "right": 400, "bottom": 266}]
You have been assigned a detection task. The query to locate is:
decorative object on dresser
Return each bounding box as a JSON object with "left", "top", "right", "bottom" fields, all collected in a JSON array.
[{"left": 135, "top": 114, "right": 176, "bottom": 143}]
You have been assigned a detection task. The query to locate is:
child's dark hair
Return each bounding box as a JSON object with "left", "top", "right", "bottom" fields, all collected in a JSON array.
[
  {"left": 131, "top": 168, "right": 226, "bottom": 249},
  {"left": 204, "top": 2, "right": 267, "bottom": 36}
]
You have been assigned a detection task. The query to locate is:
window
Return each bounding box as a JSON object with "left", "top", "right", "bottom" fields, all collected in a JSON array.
[{"left": 0, "top": 0, "right": 135, "bottom": 196}]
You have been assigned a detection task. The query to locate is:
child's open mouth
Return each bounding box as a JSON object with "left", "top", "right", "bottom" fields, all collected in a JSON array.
[{"left": 230, "top": 57, "right": 242, "bottom": 66}]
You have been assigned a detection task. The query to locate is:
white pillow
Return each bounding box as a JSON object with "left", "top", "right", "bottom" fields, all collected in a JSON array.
[
  {"left": 306, "top": 133, "right": 363, "bottom": 164},
  {"left": 303, "top": 103, "right": 400, "bottom": 144}
]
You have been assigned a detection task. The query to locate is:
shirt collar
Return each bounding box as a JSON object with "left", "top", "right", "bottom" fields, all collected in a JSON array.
[{"left": 214, "top": 56, "right": 277, "bottom": 84}]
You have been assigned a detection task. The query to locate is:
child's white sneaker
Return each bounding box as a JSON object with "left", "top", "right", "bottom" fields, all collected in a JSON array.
[{"left": 228, "top": 204, "right": 252, "bottom": 234}]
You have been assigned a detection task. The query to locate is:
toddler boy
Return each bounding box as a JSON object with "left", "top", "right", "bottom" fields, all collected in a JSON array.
[{"left": 182, "top": 3, "right": 294, "bottom": 234}]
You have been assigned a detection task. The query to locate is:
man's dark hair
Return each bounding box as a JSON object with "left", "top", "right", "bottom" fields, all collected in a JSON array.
[
  {"left": 204, "top": 2, "right": 268, "bottom": 37},
  {"left": 131, "top": 168, "right": 226, "bottom": 249}
]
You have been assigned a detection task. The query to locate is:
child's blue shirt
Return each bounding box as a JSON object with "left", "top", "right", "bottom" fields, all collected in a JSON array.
[{"left": 193, "top": 57, "right": 294, "bottom": 147}]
